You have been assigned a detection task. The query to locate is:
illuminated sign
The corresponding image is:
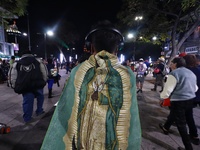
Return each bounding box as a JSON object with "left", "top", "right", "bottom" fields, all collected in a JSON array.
[
  {"left": 185, "top": 46, "right": 199, "bottom": 54},
  {"left": 12, "top": 43, "right": 19, "bottom": 50}
]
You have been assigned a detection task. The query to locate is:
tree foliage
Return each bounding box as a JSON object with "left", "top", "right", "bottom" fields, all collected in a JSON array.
[
  {"left": 0, "top": 0, "right": 28, "bottom": 17},
  {"left": 0, "top": 0, "right": 28, "bottom": 29},
  {"left": 117, "top": 0, "right": 200, "bottom": 63},
  {"left": 56, "top": 20, "right": 80, "bottom": 47}
]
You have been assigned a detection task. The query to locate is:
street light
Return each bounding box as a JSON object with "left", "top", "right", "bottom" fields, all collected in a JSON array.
[
  {"left": 27, "top": 13, "right": 31, "bottom": 51},
  {"left": 127, "top": 33, "right": 136, "bottom": 60},
  {"left": 135, "top": 16, "right": 143, "bottom": 26},
  {"left": 135, "top": 16, "right": 143, "bottom": 21},
  {"left": 152, "top": 36, "right": 157, "bottom": 41},
  {"left": 23, "top": 33, "right": 27, "bottom": 36},
  {"left": 39, "top": 30, "right": 54, "bottom": 60},
  {"left": 127, "top": 16, "right": 143, "bottom": 60}
]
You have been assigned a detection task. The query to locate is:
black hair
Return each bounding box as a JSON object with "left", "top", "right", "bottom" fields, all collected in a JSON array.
[
  {"left": 89, "top": 20, "right": 123, "bottom": 53},
  {"left": 183, "top": 54, "right": 197, "bottom": 67},
  {"left": 11, "top": 56, "right": 15, "bottom": 59},
  {"left": 171, "top": 57, "right": 186, "bottom": 68},
  {"left": 47, "top": 58, "right": 53, "bottom": 64},
  {"left": 195, "top": 54, "right": 200, "bottom": 61}
]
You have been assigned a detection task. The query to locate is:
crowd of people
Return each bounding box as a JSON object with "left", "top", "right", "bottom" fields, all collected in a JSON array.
[
  {"left": 121, "top": 51, "right": 200, "bottom": 150},
  {"left": 122, "top": 56, "right": 168, "bottom": 93}
]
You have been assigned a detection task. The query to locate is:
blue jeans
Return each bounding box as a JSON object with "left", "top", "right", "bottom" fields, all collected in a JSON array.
[
  {"left": 22, "top": 88, "right": 44, "bottom": 122},
  {"left": 47, "top": 79, "right": 54, "bottom": 89},
  {"left": 66, "top": 66, "right": 70, "bottom": 74}
]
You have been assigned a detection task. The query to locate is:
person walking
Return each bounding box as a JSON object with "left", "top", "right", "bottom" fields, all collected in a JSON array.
[
  {"left": 193, "top": 54, "right": 200, "bottom": 107},
  {"left": 135, "top": 58, "right": 147, "bottom": 93},
  {"left": 41, "top": 20, "right": 141, "bottom": 150},
  {"left": 9, "top": 50, "right": 48, "bottom": 123},
  {"left": 0, "top": 58, "right": 7, "bottom": 83},
  {"left": 46, "top": 58, "right": 56, "bottom": 98},
  {"left": 183, "top": 54, "right": 200, "bottom": 145},
  {"left": 7, "top": 56, "right": 16, "bottom": 87},
  {"left": 151, "top": 57, "right": 165, "bottom": 92},
  {"left": 159, "top": 57, "right": 198, "bottom": 150},
  {"left": 65, "top": 61, "right": 70, "bottom": 74},
  {"left": 0, "top": 59, "right": 9, "bottom": 84},
  {"left": 9, "top": 56, "right": 15, "bottom": 67}
]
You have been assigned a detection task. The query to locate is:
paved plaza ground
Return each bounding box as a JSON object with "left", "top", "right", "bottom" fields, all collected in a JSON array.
[{"left": 0, "top": 69, "right": 199, "bottom": 150}]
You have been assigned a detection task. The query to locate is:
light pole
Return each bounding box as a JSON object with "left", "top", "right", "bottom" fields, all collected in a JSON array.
[
  {"left": 38, "top": 30, "right": 53, "bottom": 60},
  {"left": 127, "top": 33, "right": 136, "bottom": 61},
  {"left": 27, "top": 13, "right": 31, "bottom": 51},
  {"left": 135, "top": 16, "right": 143, "bottom": 27},
  {"left": 22, "top": 32, "right": 30, "bottom": 50},
  {"left": 127, "top": 16, "right": 143, "bottom": 60},
  {"left": 45, "top": 30, "right": 54, "bottom": 60},
  {"left": 135, "top": 16, "right": 143, "bottom": 21},
  {"left": 44, "top": 33, "right": 47, "bottom": 60}
]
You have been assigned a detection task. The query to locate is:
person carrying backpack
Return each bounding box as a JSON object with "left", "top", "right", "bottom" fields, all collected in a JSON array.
[
  {"left": 135, "top": 58, "right": 147, "bottom": 93},
  {"left": 8, "top": 50, "right": 48, "bottom": 123}
]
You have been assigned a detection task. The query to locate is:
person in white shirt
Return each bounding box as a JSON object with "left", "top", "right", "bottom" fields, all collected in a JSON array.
[
  {"left": 159, "top": 57, "right": 198, "bottom": 150},
  {"left": 135, "top": 58, "right": 147, "bottom": 93}
]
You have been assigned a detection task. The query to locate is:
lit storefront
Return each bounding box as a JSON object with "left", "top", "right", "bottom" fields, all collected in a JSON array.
[{"left": 0, "top": 6, "right": 18, "bottom": 59}]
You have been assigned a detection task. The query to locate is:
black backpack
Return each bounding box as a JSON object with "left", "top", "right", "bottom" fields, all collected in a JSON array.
[{"left": 14, "top": 56, "right": 46, "bottom": 94}]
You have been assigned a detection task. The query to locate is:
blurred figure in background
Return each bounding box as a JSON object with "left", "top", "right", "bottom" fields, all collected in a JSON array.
[
  {"left": 135, "top": 58, "right": 147, "bottom": 93},
  {"left": 1, "top": 59, "right": 10, "bottom": 86},
  {"left": 0, "top": 58, "right": 7, "bottom": 83},
  {"left": 65, "top": 61, "right": 70, "bottom": 74},
  {"left": 9, "top": 56, "right": 15, "bottom": 67},
  {"left": 144, "top": 59, "right": 150, "bottom": 75},
  {"left": 194, "top": 54, "right": 200, "bottom": 106},
  {"left": 184, "top": 54, "right": 200, "bottom": 107},
  {"left": 183, "top": 54, "right": 200, "bottom": 145},
  {"left": 46, "top": 58, "right": 55, "bottom": 98},
  {"left": 151, "top": 57, "right": 165, "bottom": 92}
]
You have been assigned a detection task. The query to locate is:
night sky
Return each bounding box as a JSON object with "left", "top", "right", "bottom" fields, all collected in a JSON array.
[
  {"left": 7, "top": 0, "right": 161, "bottom": 61},
  {"left": 10, "top": 0, "right": 122, "bottom": 59}
]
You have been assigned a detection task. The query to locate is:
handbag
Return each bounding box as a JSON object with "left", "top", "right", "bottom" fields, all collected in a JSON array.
[
  {"left": 162, "top": 98, "right": 170, "bottom": 106},
  {"left": 154, "top": 68, "right": 160, "bottom": 74}
]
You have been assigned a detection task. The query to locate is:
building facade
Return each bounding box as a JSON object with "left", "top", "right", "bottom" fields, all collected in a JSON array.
[{"left": 0, "top": 7, "right": 18, "bottom": 59}]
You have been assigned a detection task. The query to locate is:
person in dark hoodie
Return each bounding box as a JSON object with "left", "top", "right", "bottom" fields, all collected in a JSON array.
[
  {"left": 9, "top": 50, "right": 48, "bottom": 123},
  {"left": 193, "top": 54, "right": 200, "bottom": 107},
  {"left": 183, "top": 54, "right": 200, "bottom": 145}
]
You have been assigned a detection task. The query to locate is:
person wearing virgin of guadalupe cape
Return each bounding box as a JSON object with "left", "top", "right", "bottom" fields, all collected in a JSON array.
[{"left": 41, "top": 20, "right": 141, "bottom": 150}]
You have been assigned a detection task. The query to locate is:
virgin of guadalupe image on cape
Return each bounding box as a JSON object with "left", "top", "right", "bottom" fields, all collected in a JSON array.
[{"left": 41, "top": 20, "right": 141, "bottom": 150}]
